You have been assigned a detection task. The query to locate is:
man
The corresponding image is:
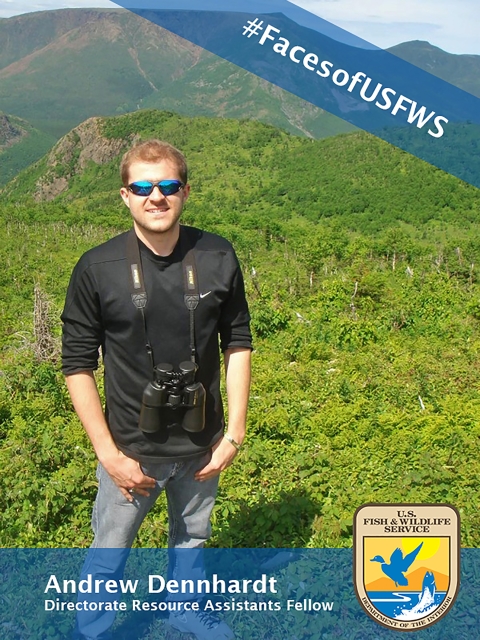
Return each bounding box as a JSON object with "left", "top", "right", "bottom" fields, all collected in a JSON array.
[{"left": 61, "top": 139, "right": 252, "bottom": 640}]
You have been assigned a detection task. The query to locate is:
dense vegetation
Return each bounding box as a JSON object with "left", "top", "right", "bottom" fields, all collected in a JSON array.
[{"left": 1, "top": 110, "right": 480, "bottom": 556}]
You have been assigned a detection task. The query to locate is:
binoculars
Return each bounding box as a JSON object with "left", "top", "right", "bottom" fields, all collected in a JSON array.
[{"left": 138, "top": 361, "right": 206, "bottom": 434}]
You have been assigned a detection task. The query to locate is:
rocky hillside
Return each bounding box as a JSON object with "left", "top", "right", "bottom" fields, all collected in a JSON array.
[
  {"left": 0, "top": 113, "right": 55, "bottom": 186},
  {"left": 29, "top": 117, "right": 131, "bottom": 202},
  {"left": 0, "top": 113, "right": 23, "bottom": 147}
]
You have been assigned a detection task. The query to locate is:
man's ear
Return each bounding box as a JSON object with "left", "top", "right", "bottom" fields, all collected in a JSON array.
[
  {"left": 120, "top": 187, "right": 130, "bottom": 207},
  {"left": 183, "top": 183, "right": 191, "bottom": 203}
]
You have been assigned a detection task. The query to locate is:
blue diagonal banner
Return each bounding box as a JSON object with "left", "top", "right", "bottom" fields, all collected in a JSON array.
[{"left": 111, "top": 0, "right": 480, "bottom": 190}]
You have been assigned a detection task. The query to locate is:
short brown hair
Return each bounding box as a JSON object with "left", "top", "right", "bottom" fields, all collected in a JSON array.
[{"left": 120, "top": 139, "right": 188, "bottom": 186}]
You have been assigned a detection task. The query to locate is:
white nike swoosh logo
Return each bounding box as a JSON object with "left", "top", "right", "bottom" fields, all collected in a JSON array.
[{"left": 200, "top": 291, "right": 212, "bottom": 299}]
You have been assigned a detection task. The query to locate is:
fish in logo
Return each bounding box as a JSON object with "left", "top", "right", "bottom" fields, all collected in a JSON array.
[{"left": 354, "top": 504, "right": 460, "bottom": 631}]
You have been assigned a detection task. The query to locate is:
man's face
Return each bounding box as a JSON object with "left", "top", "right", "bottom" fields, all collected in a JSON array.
[{"left": 120, "top": 159, "right": 190, "bottom": 237}]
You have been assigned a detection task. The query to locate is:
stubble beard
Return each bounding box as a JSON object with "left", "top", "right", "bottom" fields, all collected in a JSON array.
[{"left": 133, "top": 208, "right": 182, "bottom": 238}]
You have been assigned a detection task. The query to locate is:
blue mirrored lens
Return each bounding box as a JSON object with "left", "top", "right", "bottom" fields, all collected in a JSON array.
[
  {"left": 130, "top": 181, "right": 155, "bottom": 196},
  {"left": 159, "top": 180, "right": 182, "bottom": 195},
  {"left": 129, "top": 180, "right": 183, "bottom": 196}
]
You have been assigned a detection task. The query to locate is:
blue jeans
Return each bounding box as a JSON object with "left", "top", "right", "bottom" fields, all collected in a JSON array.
[{"left": 75, "top": 452, "right": 219, "bottom": 640}]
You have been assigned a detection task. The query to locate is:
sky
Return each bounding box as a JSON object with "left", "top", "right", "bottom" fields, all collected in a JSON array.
[{"left": 0, "top": 0, "right": 478, "bottom": 56}]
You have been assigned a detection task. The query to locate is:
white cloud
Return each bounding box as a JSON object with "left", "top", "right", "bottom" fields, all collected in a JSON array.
[{"left": 289, "top": 0, "right": 480, "bottom": 54}]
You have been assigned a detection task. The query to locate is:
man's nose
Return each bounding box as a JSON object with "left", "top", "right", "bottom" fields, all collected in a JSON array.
[{"left": 149, "top": 185, "right": 167, "bottom": 200}]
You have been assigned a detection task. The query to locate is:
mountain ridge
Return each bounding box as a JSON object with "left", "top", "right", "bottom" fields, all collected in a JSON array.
[
  {"left": 2, "top": 8, "right": 479, "bottom": 139},
  {"left": 1, "top": 8, "right": 479, "bottom": 185}
]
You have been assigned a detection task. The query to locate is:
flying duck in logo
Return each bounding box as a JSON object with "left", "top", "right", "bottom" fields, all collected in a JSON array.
[
  {"left": 354, "top": 504, "right": 460, "bottom": 631},
  {"left": 370, "top": 542, "right": 423, "bottom": 587}
]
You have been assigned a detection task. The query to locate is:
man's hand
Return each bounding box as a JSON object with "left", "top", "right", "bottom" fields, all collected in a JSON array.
[
  {"left": 195, "top": 437, "right": 238, "bottom": 482},
  {"left": 65, "top": 373, "right": 156, "bottom": 502},
  {"left": 194, "top": 347, "right": 251, "bottom": 482},
  {"left": 102, "top": 450, "right": 156, "bottom": 502}
]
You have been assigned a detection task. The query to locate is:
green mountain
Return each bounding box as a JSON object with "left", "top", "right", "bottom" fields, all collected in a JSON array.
[
  {"left": 0, "top": 8, "right": 116, "bottom": 70},
  {"left": 389, "top": 40, "right": 480, "bottom": 97},
  {"left": 0, "top": 8, "right": 350, "bottom": 140},
  {"left": 0, "top": 9, "right": 200, "bottom": 138},
  {"left": 140, "top": 53, "right": 353, "bottom": 139},
  {"left": 3, "top": 109, "right": 478, "bottom": 238},
  {"left": 1, "top": 10, "right": 478, "bottom": 140},
  {"left": 1, "top": 8, "right": 480, "bottom": 186}
]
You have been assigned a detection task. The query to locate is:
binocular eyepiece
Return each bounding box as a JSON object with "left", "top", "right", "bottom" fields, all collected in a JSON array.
[{"left": 139, "top": 361, "right": 206, "bottom": 434}]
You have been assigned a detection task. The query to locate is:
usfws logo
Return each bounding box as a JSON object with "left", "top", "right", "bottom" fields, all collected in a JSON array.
[{"left": 354, "top": 504, "right": 460, "bottom": 631}]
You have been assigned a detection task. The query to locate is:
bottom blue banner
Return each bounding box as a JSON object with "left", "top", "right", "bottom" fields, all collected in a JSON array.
[{"left": 0, "top": 548, "right": 477, "bottom": 639}]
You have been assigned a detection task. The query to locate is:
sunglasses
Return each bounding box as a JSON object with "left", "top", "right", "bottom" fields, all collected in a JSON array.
[{"left": 128, "top": 180, "right": 185, "bottom": 197}]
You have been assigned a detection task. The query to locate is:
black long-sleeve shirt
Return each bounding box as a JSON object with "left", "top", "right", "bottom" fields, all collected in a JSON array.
[{"left": 61, "top": 225, "right": 252, "bottom": 463}]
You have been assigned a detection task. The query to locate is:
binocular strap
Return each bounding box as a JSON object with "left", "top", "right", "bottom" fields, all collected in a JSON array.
[{"left": 126, "top": 228, "right": 200, "bottom": 372}]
